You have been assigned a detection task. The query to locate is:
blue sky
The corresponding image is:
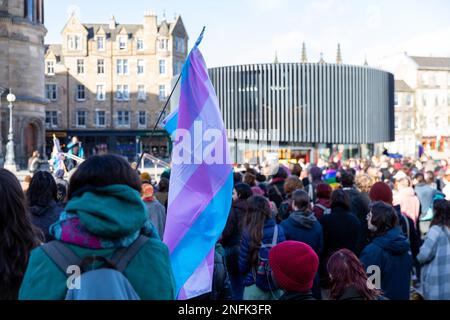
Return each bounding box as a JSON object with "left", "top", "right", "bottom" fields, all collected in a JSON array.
[{"left": 45, "top": 0, "right": 450, "bottom": 68}]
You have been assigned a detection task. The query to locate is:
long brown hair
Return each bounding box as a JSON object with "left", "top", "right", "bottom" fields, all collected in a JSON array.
[
  {"left": 327, "top": 249, "right": 382, "bottom": 300},
  {"left": 0, "top": 169, "right": 42, "bottom": 299},
  {"left": 245, "top": 196, "right": 272, "bottom": 267},
  {"left": 430, "top": 199, "right": 450, "bottom": 228}
]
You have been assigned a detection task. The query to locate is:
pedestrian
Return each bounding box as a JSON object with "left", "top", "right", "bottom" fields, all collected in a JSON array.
[
  {"left": 327, "top": 249, "right": 383, "bottom": 300},
  {"left": 154, "top": 177, "right": 169, "bottom": 209},
  {"left": 307, "top": 166, "right": 323, "bottom": 202},
  {"left": 239, "top": 196, "right": 285, "bottom": 300},
  {"left": 267, "top": 167, "right": 288, "bottom": 208},
  {"left": 341, "top": 171, "right": 370, "bottom": 222},
  {"left": 243, "top": 172, "right": 257, "bottom": 187},
  {"left": 279, "top": 176, "right": 304, "bottom": 221},
  {"left": 360, "top": 201, "right": 412, "bottom": 300},
  {"left": 313, "top": 183, "right": 332, "bottom": 219},
  {"left": 269, "top": 241, "right": 318, "bottom": 300},
  {"left": 414, "top": 172, "right": 438, "bottom": 235},
  {"left": 417, "top": 199, "right": 450, "bottom": 300},
  {"left": 442, "top": 169, "right": 450, "bottom": 200},
  {"left": 28, "top": 151, "right": 41, "bottom": 175},
  {"left": 54, "top": 169, "right": 69, "bottom": 207},
  {"left": 27, "top": 171, "right": 64, "bottom": 242},
  {"left": 394, "top": 176, "right": 421, "bottom": 224},
  {"left": 19, "top": 155, "right": 175, "bottom": 300},
  {"left": 141, "top": 183, "right": 166, "bottom": 239},
  {"left": 0, "top": 169, "right": 42, "bottom": 299}
]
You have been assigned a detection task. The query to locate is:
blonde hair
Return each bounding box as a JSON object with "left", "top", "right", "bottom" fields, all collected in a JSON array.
[{"left": 355, "top": 174, "right": 374, "bottom": 194}]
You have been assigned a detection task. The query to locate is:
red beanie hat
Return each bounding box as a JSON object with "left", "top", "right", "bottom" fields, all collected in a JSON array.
[
  {"left": 269, "top": 241, "right": 319, "bottom": 293},
  {"left": 369, "top": 182, "right": 393, "bottom": 205},
  {"left": 316, "top": 183, "right": 332, "bottom": 199}
]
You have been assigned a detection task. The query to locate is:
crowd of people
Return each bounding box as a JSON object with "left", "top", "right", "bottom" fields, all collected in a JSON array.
[{"left": 0, "top": 153, "right": 449, "bottom": 300}]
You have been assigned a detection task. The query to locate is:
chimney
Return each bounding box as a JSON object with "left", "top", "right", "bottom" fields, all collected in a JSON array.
[
  {"left": 144, "top": 10, "right": 158, "bottom": 54},
  {"left": 109, "top": 15, "right": 117, "bottom": 30}
]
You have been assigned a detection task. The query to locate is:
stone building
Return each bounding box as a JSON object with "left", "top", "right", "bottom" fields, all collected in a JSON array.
[
  {"left": 0, "top": 0, "right": 47, "bottom": 169},
  {"left": 380, "top": 53, "right": 450, "bottom": 159},
  {"left": 44, "top": 12, "right": 188, "bottom": 161}
]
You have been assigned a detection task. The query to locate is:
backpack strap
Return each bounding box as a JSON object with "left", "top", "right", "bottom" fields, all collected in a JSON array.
[
  {"left": 271, "top": 225, "right": 279, "bottom": 246},
  {"left": 110, "top": 236, "right": 149, "bottom": 273},
  {"left": 41, "top": 241, "right": 82, "bottom": 275}
]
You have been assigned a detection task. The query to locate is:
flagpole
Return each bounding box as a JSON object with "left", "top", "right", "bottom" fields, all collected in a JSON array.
[{"left": 135, "top": 72, "right": 182, "bottom": 171}]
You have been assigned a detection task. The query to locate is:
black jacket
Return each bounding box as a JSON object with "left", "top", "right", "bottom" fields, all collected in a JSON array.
[
  {"left": 29, "top": 200, "right": 63, "bottom": 242},
  {"left": 394, "top": 205, "right": 421, "bottom": 259},
  {"left": 319, "top": 207, "right": 362, "bottom": 260},
  {"left": 342, "top": 187, "right": 370, "bottom": 222},
  {"left": 279, "top": 291, "right": 316, "bottom": 300}
]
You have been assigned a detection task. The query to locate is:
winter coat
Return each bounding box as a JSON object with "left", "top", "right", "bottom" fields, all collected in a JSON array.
[
  {"left": 144, "top": 199, "right": 166, "bottom": 239},
  {"left": 268, "top": 178, "right": 286, "bottom": 208},
  {"left": 19, "top": 185, "right": 176, "bottom": 300},
  {"left": 29, "top": 200, "right": 63, "bottom": 242},
  {"left": 154, "top": 191, "right": 169, "bottom": 209},
  {"left": 342, "top": 187, "right": 370, "bottom": 222},
  {"left": 360, "top": 227, "right": 412, "bottom": 300},
  {"left": 313, "top": 198, "right": 331, "bottom": 219},
  {"left": 194, "top": 244, "right": 233, "bottom": 300},
  {"left": 417, "top": 225, "right": 450, "bottom": 300},
  {"left": 239, "top": 219, "right": 285, "bottom": 288},
  {"left": 414, "top": 183, "right": 437, "bottom": 215},
  {"left": 394, "top": 205, "right": 421, "bottom": 259},
  {"left": 393, "top": 187, "right": 421, "bottom": 223},
  {"left": 280, "top": 211, "right": 323, "bottom": 255},
  {"left": 319, "top": 207, "right": 362, "bottom": 260},
  {"left": 221, "top": 199, "right": 248, "bottom": 275}
]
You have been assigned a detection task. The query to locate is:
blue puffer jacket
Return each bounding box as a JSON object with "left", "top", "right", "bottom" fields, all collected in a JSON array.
[
  {"left": 360, "top": 227, "right": 412, "bottom": 300},
  {"left": 239, "top": 218, "right": 286, "bottom": 288}
]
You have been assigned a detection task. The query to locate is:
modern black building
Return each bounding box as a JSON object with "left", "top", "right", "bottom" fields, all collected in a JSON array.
[{"left": 208, "top": 63, "right": 395, "bottom": 163}]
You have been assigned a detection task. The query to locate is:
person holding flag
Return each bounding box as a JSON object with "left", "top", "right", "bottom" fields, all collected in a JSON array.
[{"left": 162, "top": 27, "right": 234, "bottom": 300}]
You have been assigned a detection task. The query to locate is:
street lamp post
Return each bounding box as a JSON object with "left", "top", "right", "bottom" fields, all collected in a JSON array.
[{"left": 4, "top": 89, "right": 17, "bottom": 172}]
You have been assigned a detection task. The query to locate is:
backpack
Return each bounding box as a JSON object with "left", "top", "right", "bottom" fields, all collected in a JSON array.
[
  {"left": 41, "top": 235, "right": 149, "bottom": 300},
  {"left": 252, "top": 225, "right": 279, "bottom": 292},
  {"left": 314, "top": 203, "right": 331, "bottom": 216},
  {"left": 278, "top": 199, "right": 293, "bottom": 221}
]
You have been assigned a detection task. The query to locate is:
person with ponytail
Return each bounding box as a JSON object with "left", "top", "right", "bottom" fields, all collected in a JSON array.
[
  {"left": 0, "top": 169, "right": 42, "bottom": 299},
  {"left": 239, "top": 196, "right": 285, "bottom": 300}
]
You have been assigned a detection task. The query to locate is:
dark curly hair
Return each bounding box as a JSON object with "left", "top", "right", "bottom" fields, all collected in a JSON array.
[{"left": 27, "top": 171, "right": 58, "bottom": 207}]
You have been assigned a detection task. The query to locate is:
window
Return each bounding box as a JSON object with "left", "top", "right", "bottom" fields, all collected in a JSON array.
[
  {"left": 45, "top": 84, "right": 57, "bottom": 101},
  {"left": 46, "top": 61, "right": 55, "bottom": 75},
  {"left": 434, "top": 95, "right": 439, "bottom": 106},
  {"left": 159, "top": 60, "right": 166, "bottom": 75},
  {"left": 429, "top": 73, "right": 436, "bottom": 87},
  {"left": 97, "top": 59, "right": 105, "bottom": 74},
  {"left": 117, "top": 59, "right": 129, "bottom": 75},
  {"left": 77, "top": 59, "right": 85, "bottom": 74},
  {"left": 394, "top": 94, "right": 399, "bottom": 106},
  {"left": 118, "top": 36, "right": 127, "bottom": 50},
  {"left": 174, "top": 37, "right": 185, "bottom": 53},
  {"left": 138, "top": 85, "right": 146, "bottom": 101},
  {"left": 406, "top": 117, "right": 414, "bottom": 129},
  {"left": 76, "top": 111, "right": 86, "bottom": 127},
  {"left": 96, "top": 85, "right": 106, "bottom": 101},
  {"left": 97, "top": 36, "right": 105, "bottom": 51},
  {"left": 116, "top": 85, "right": 130, "bottom": 101},
  {"left": 77, "top": 85, "right": 86, "bottom": 101},
  {"left": 96, "top": 111, "right": 106, "bottom": 127},
  {"left": 421, "top": 73, "right": 428, "bottom": 87},
  {"left": 117, "top": 111, "right": 130, "bottom": 126},
  {"left": 67, "top": 35, "right": 82, "bottom": 51},
  {"left": 45, "top": 111, "right": 58, "bottom": 127},
  {"left": 174, "top": 61, "right": 183, "bottom": 75},
  {"left": 138, "top": 111, "right": 147, "bottom": 127},
  {"left": 137, "top": 59, "right": 145, "bottom": 75},
  {"left": 159, "top": 39, "right": 168, "bottom": 51},
  {"left": 406, "top": 94, "right": 412, "bottom": 106},
  {"left": 159, "top": 85, "right": 166, "bottom": 101},
  {"left": 395, "top": 116, "right": 400, "bottom": 130},
  {"left": 422, "top": 94, "right": 427, "bottom": 107},
  {"left": 137, "top": 38, "right": 144, "bottom": 51}
]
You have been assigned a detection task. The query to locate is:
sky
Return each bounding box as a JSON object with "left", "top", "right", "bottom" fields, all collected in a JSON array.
[{"left": 44, "top": 0, "right": 450, "bottom": 68}]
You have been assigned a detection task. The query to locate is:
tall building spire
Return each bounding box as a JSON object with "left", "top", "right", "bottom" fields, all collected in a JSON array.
[
  {"left": 274, "top": 51, "right": 279, "bottom": 64},
  {"left": 336, "top": 43, "right": 342, "bottom": 64},
  {"left": 301, "top": 42, "right": 308, "bottom": 63},
  {"left": 319, "top": 52, "right": 325, "bottom": 64},
  {"left": 364, "top": 54, "right": 369, "bottom": 66}
]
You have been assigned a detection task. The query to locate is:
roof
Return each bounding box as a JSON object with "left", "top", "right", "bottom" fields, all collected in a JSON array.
[
  {"left": 82, "top": 21, "right": 175, "bottom": 41},
  {"left": 395, "top": 80, "right": 413, "bottom": 92},
  {"left": 45, "top": 44, "right": 64, "bottom": 63},
  {"left": 410, "top": 56, "right": 450, "bottom": 70}
]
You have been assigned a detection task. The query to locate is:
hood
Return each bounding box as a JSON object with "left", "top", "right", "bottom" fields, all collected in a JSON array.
[
  {"left": 316, "top": 198, "right": 331, "bottom": 207},
  {"left": 233, "top": 199, "right": 248, "bottom": 211},
  {"left": 65, "top": 185, "right": 147, "bottom": 238},
  {"left": 289, "top": 211, "right": 317, "bottom": 229},
  {"left": 373, "top": 227, "right": 410, "bottom": 255},
  {"left": 30, "top": 201, "right": 57, "bottom": 217}
]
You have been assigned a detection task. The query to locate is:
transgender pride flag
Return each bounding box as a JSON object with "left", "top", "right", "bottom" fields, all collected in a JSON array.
[{"left": 163, "top": 28, "right": 233, "bottom": 300}]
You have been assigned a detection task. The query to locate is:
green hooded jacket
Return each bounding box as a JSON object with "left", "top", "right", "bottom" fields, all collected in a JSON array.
[{"left": 19, "top": 185, "right": 176, "bottom": 300}]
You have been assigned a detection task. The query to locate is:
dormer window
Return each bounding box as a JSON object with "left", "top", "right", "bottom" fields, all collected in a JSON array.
[
  {"left": 68, "top": 34, "right": 82, "bottom": 51},
  {"left": 97, "top": 36, "right": 105, "bottom": 51},
  {"left": 159, "top": 39, "right": 169, "bottom": 51},
  {"left": 137, "top": 38, "right": 144, "bottom": 51},
  {"left": 46, "top": 61, "right": 55, "bottom": 75},
  {"left": 119, "top": 36, "right": 128, "bottom": 50}
]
